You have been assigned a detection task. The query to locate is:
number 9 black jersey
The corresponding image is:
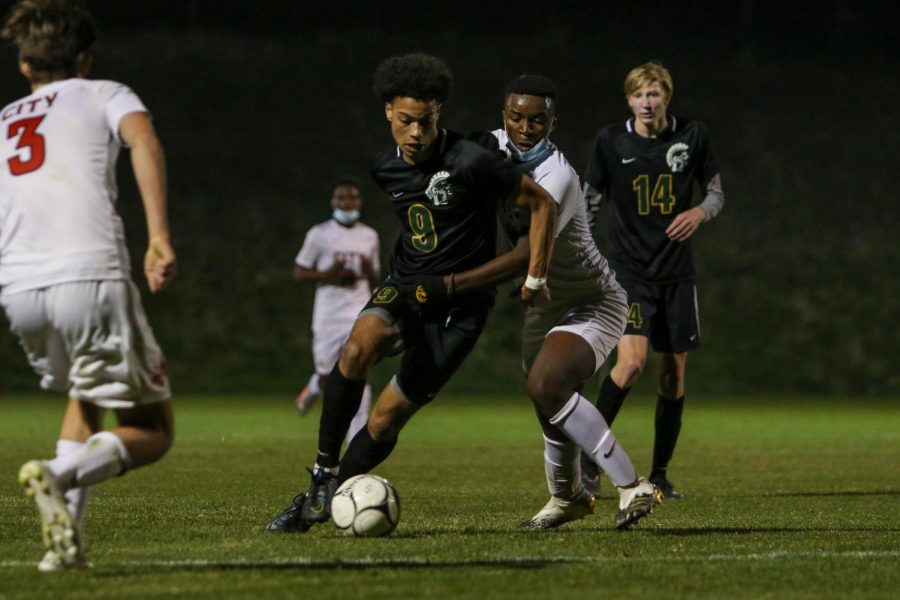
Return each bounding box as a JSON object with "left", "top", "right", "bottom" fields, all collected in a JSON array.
[
  {"left": 584, "top": 116, "right": 720, "bottom": 284},
  {"left": 371, "top": 129, "right": 521, "bottom": 291}
]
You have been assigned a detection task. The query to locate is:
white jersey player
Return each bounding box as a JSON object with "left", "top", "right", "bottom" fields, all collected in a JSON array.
[
  {"left": 293, "top": 180, "right": 380, "bottom": 444},
  {"left": 489, "top": 75, "right": 661, "bottom": 530},
  {"left": 1, "top": 1, "right": 176, "bottom": 571}
]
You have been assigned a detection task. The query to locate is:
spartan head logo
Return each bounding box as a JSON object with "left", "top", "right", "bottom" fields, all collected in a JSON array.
[
  {"left": 666, "top": 143, "right": 690, "bottom": 173},
  {"left": 426, "top": 171, "right": 452, "bottom": 206}
]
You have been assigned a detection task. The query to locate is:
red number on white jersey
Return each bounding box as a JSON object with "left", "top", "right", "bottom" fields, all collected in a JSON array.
[{"left": 7, "top": 115, "right": 47, "bottom": 176}]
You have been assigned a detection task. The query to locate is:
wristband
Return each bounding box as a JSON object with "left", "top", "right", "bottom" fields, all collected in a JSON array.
[{"left": 524, "top": 274, "right": 547, "bottom": 290}]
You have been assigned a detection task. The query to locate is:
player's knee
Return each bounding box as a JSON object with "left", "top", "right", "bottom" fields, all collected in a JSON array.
[
  {"left": 658, "top": 372, "right": 685, "bottom": 399},
  {"left": 366, "top": 411, "right": 401, "bottom": 442},
  {"left": 339, "top": 340, "right": 375, "bottom": 378},
  {"left": 525, "top": 372, "right": 570, "bottom": 416},
  {"left": 615, "top": 356, "right": 646, "bottom": 386}
]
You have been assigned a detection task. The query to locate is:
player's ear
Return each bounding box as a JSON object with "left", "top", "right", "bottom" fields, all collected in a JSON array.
[
  {"left": 18, "top": 59, "right": 32, "bottom": 81},
  {"left": 75, "top": 52, "right": 93, "bottom": 77},
  {"left": 384, "top": 102, "right": 393, "bottom": 122}
]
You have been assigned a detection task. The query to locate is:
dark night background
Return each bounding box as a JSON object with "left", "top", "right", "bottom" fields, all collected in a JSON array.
[{"left": 0, "top": 1, "right": 897, "bottom": 396}]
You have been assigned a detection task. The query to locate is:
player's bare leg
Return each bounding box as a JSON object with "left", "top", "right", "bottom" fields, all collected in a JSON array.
[{"left": 651, "top": 352, "right": 687, "bottom": 498}]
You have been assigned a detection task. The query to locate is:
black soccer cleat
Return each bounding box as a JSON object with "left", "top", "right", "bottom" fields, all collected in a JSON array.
[
  {"left": 649, "top": 474, "right": 684, "bottom": 500},
  {"left": 300, "top": 467, "right": 339, "bottom": 523},
  {"left": 266, "top": 493, "right": 314, "bottom": 533}
]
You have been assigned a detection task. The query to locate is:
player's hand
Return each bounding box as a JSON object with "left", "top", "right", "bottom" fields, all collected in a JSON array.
[
  {"left": 326, "top": 261, "right": 357, "bottom": 286},
  {"left": 666, "top": 207, "right": 705, "bottom": 242},
  {"left": 144, "top": 237, "right": 177, "bottom": 293},
  {"left": 360, "top": 256, "right": 377, "bottom": 280},
  {"left": 398, "top": 274, "right": 449, "bottom": 306},
  {"left": 520, "top": 284, "right": 550, "bottom": 306}
]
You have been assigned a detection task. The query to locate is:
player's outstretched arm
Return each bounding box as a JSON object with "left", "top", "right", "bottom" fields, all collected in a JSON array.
[
  {"left": 516, "top": 174, "right": 556, "bottom": 305},
  {"left": 120, "top": 111, "right": 176, "bottom": 293}
]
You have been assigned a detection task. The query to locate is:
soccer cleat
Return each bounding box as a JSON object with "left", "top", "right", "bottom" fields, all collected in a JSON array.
[
  {"left": 38, "top": 548, "right": 88, "bottom": 572},
  {"left": 294, "top": 386, "right": 319, "bottom": 416},
  {"left": 614, "top": 476, "right": 662, "bottom": 530},
  {"left": 266, "top": 492, "right": 314, "bottom": 533},
  {"left": 521, "top": 489, "right": 596, "bottom": 530},
  {"left": 300, "top": 467, "right": 339, "bottom": 523},
  {"left": 649, "top": 474, "right": 684, "bottom": 499},
  {"left": 266, "top": 467, "right": 338, "bottom": 533},
  {"left": 18, "top": 460, "right": 85, "bottom": 571}
]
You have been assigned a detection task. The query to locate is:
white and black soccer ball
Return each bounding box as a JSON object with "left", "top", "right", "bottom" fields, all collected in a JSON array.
[{"left": 330, "top": 474, "right": 400, "bottom": 537}]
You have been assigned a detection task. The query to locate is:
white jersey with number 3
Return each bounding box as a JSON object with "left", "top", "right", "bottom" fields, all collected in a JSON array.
[{"left": 0, "top": 78, "right": 148, "bottom": 294}]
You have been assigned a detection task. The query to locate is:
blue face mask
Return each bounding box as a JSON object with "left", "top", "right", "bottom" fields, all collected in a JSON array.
[
  {"left": 332, "top": 208, "right": 360, "bottom": 225},
  {"left": 507, "top": 136, "right": 548, "bottom": 162}
]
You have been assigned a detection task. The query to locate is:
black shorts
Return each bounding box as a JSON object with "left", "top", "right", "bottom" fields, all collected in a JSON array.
[
  {"left": 619, "top": 279, "right": 700, "bottom": 353},
  {"left": 360, "top": 278, "right": 493, "bottom": 406}
]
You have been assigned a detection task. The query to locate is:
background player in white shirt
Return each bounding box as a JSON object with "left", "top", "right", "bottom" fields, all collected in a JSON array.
[
  {"left": 490, "top": 75, "right": 661, "bottom": 529},
  {"left": 293, "top": 179, "right": 380, "bottom": 445},
  {"left": 1, "top": 0, "right": 176, "bottom": 571}
]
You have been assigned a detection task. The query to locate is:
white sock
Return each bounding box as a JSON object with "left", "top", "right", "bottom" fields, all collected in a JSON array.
[
  {"left": 548, "top": 392, "right": 637, "bottom": 487},
  {"left": 542, "top": 435, "right": 581, "bottom": 499},
  {"left": 307, "top": 373, "right": 321, "bottom": 396},
  {"left": 346, "top": 384, "right": 372, "bottom": 444},
  {"left": 55, "top": 440, "right": 91, "bottom": 526},
  {"left": 47, "top": 431, "right": 130, "bottom": 489}
]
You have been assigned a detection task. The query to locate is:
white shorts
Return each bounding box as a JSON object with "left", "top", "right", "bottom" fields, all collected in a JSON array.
[
  {"left": 522, "top": 287, "right": 628, "bottom": 375},
  {"left": 311, "top": 320, "right": 354, "bottom": 375},
  {"left": 0, "top": 279, "right": 170, "bottom": 408}
]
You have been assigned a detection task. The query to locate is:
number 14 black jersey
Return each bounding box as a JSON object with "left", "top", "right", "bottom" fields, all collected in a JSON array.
[
  {"left": 584, "top": 116, "right": 719, "bottom": 284},
  {"left": 371, "top": 129, "right": 520, "bottom": 287}
]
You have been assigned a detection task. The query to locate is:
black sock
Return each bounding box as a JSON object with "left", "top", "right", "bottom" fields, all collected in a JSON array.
[
  {"left": 337, "top": 427, "right": 398, "bottom": 485},
  {"left": 652, "top": 394, "right": 684, "bottom": 477},
  {"left": 316, "top": 364, "right": 366, "bottom": 469},
  {"left": 596, "top": 374, "right": 630, "bottom": 426}
]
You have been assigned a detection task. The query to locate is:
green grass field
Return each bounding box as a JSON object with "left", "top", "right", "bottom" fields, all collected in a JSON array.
[{"left": 1, "top": 394, "right": 897, "bottom": 598}]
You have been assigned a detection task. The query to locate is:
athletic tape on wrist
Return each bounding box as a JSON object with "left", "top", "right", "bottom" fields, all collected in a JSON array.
[{"left": 524, "top": 274, "right": 547, "bottom": 290}]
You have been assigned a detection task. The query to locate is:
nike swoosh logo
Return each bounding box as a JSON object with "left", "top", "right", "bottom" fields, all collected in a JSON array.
[
  {"left": 621, "top": 157, "right": 636, "bottom": 164},
  {"left": 391, "top": 191, "right": 404, "bottom": 198},
  {"left": 603, "top": 440, "right": 617, "bottom": 459}
]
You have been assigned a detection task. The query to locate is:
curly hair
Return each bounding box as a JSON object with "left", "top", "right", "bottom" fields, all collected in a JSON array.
[
  {"left": 373, "top": 53, "right": 453, "bottom": 104},
  {"left": 1, "top": 0, "right": 96, "bottom": 77}
]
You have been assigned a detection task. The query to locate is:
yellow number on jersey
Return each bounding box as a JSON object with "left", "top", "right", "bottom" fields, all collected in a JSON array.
[
  {"left": 632, "top": 174, "right": 676, "bottom": 215},
  {"left": 408, "top": 203, "right": 438, "bottom": 252}
]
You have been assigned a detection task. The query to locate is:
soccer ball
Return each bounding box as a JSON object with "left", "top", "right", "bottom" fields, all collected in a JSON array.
[{"left": 330, "top": 474, "right": 400, "bottom": 537}]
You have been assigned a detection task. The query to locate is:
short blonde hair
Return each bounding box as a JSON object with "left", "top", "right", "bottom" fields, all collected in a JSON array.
[{"left": 624, "top": 61, "right": 673, "bottom": 101}]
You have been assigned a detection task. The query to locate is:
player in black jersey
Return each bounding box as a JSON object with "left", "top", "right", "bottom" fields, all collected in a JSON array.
[
  {"left": 581, "top": 62, "right": 725, "bottom": 499},
  {"left": 267, "top": 53, "right": 557, "bottom": 533}
]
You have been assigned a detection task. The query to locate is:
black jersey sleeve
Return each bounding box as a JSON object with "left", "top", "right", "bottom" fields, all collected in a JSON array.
[
  {"left": 694, "top": 122, "right": 720, "bottom": 188},
  {"left": 583, "top": 130, "right": 608, "bottom": 192},
  {"left": 461, "top": 142, "right": 522, "bottom": 202}
]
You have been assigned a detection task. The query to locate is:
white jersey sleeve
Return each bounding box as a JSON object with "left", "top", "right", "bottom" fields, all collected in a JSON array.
[{"left": 295, "top": 225, "right": 323, "bottom": 270}]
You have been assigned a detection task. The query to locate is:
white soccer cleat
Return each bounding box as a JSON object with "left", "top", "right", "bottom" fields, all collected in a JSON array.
[
  {"left": 521, "top": 489, "right": 596, "bottom": 530},
  {"left": 38, "top": 548, "right": 88, "bottom": 572},
  {"left": 18, "top": 460, "right": 85, "bottom": 571},
  {"left": 615, "top": 476, "right": 662, "bottom": 530},
  {"left": 294, "top": 386, "right": 319, "bottom": 416}
]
